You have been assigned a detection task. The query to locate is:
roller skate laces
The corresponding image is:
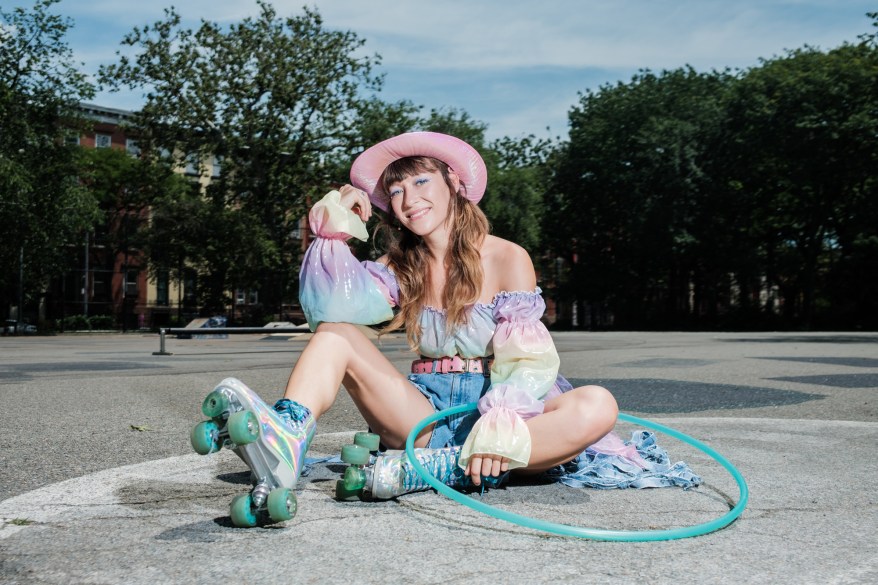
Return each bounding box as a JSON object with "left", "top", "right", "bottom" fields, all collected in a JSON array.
[
  {"left": 189, "top": 378, "right": 316, "bottom": 527},
  {"left": 398, "top": 447, "right": 467, "bottom": 496},
  {"left": 336, "top": 436, "right": 508, "bottom": 500}
]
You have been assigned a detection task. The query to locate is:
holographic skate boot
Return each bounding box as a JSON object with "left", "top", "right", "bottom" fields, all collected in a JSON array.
[
  {"left": 336, "top": 438, "right": 504, "bottom": 500},
  {"left": 190, "top": 377, "right": 316, "bottom": 527}
]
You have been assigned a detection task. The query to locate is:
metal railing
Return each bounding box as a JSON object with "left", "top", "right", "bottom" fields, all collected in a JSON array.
[{"left": 153, "top": 327, "right": 309, "bottom": 355}]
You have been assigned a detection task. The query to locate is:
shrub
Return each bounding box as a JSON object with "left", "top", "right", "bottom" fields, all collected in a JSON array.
[
  {"left": 88, "top": 315, "right": 116, "bottom": 330},
  {"left": 60, "top": 314, "right": 91, "bottom": 331}
]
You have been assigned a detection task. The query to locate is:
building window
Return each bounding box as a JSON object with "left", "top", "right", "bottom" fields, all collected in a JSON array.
[
  {"left": 183, "top": 271, "right": 197, "bottom": 304},
  {"left": 125, "top": 270, "right": 139, "bottom": 296},
  {"left": 235, "top": 289, "right": 258, "bottom": 305},
  {"left": 92, "top": 270, "right": 111, "bottom": 302},
  {"left": 184, "top": 153, "right": 200, "bottom": 176},
  {"left": 211, "top": 155, "right": 222, "bottom": 178},
  {"left": 95, "top": 134, "right": 112, "bottom": 148},
  {"left": 66, "top": 133, "right": 81, "bottom": 146},
  {"left": 126, "top": 139, "right": 141, "bottom": 157},
  {"left": 156, "top": 271, "right": 169, "bottom": 306}
]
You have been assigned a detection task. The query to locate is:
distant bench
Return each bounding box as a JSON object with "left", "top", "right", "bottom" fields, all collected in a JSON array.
[{"left": 153, "top": 324, "right": 310, "bottom": 355}]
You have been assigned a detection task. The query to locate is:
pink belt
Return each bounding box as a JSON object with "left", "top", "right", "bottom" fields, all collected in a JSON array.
[{"left": 411, "top": 355, "right": 493, "bottom": 375}]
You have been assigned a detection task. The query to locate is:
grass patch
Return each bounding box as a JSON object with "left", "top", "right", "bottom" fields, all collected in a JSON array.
[{"left": 8, "top": 518, "right": 34, "bottom": 526}]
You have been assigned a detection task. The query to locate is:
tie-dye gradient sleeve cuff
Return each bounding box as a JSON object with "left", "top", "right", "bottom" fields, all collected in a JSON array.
[
  {"left": 363, "top": 261, "right": 400, "bottom": 307},
  {"left": 458, "top": 384, "right": 544, "bottom": 471},
  {"left": 308, "top": 190, "right": 369, "bottom": 241},
  {"left": 489, "top": 290, "right": 561, "bottom": 400},
  {"left": 299, "top": 238, "right": 394, "bottom": 331}
]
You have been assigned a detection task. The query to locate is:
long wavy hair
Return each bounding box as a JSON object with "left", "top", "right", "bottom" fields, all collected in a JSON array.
[{"left": 375, "top": 156, "right": 490, "bottom": 350}]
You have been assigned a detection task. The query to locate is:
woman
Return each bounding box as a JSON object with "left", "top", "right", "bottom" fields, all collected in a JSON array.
[{"left": 192, "top": 132, "right": 619, "bottom": 526}]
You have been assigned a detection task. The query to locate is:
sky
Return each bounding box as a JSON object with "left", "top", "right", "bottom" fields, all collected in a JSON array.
[{"left": 45, "top": 0, "right": 878, "bottom": 141}]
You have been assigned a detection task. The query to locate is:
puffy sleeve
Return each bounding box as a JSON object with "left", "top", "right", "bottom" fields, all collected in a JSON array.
[
  {"left": 299, "top": 191, "right": 397, "bottom": 330},
  {"left": 459, "top": 290, "right": 560, "bottom": 471}
]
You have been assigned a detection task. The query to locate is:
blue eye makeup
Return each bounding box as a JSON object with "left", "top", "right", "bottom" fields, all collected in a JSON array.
[{"left": 389, "top": 175, "right": 429, "bottom": 198}]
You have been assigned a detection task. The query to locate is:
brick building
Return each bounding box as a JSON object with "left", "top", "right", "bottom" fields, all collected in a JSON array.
[{"left": 47, "top": 103, "right": 250, "bottom": 330}]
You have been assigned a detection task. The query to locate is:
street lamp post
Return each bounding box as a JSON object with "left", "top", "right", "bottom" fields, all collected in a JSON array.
[
  {"left": 17, "top": 246, "right": 23, "bottom": 335},
  {"left": 83, "top": 231, "right": 89, "bottom": 317}
]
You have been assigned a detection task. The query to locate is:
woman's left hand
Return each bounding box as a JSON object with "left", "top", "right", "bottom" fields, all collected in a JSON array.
[
  {"left": 464, "top": 453, "right": 510, "bottom": 487},
  {"left": 337, "top": 184, "right": 372, "bottom": 222}
]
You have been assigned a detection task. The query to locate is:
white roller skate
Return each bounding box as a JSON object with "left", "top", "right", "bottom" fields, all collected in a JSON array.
[{"left": 190, "top": 377, "right": 316, "bottom": 527}]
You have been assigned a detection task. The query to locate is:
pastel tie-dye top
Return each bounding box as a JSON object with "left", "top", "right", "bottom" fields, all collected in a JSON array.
[{"left": 299, "top": 191, "right": 564, "bottom": 470}]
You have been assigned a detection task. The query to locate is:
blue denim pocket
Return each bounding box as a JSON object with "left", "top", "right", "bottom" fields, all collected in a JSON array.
[{"left": 408, "top": 372, "right": 490, "bottom": 448}]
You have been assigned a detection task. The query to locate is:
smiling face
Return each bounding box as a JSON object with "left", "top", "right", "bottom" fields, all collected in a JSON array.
[{"left": 382, "top": 157, "right": 461, "bottom": 239}]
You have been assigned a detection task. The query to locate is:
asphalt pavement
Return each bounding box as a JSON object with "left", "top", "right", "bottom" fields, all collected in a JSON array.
[{"left": 0, "top": 330, "right": 876, "bottom": 584}]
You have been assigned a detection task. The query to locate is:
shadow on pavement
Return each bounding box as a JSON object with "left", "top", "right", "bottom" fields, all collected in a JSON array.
[{"left": 568, "top": 377, "right": 823, "bottom": 414}]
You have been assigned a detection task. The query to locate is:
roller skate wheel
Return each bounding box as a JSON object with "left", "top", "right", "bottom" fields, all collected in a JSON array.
[
  {"left": 343, "top": 466, "right": 367, "bottom": 491},
  {"left": 227, "top": 410, "right": 259, "bottom": 445},
  {"left": 202, "top": 390, "right": 230, "bottom": 418},
  {"left": 266, "top": 488, "right": 297, "bottom": 522},
  {"left": 190, "top": 420, "right": 221, "bottom": 455},
  {"left": 354, "top": 431, "right": 381, "bottom": 451},
  {"left": 341, "top": 444, "right": 370, "bottom": 465},
  {"left": 335, "top": 479, "right": 363, "bottom": 501},
  {"left": 230, "top": 493, "right": 258, "bottom": 528}
]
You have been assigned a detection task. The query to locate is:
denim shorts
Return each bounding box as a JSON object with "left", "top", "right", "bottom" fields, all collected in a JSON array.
[{"left": 407, "top": 372, "right": 491, "bottom": 449}]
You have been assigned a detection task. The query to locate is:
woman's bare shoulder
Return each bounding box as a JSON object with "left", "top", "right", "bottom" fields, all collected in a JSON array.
[{"left": 481, "top": 236, "right": 536, "bottom": 291}]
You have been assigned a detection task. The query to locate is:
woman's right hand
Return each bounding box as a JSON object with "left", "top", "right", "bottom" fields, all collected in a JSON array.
[{"left": 337, "top": 184, "right": 372, "bottom": 222}]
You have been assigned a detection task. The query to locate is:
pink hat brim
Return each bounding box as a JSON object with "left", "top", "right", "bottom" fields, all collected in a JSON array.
[{"left": 350, "top": 132, "right": 487, "bottom": 212}]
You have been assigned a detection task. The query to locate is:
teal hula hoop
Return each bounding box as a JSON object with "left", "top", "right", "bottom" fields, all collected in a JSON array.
[{"left": 404, "top": 403, "right": 748, "bottom": 542}]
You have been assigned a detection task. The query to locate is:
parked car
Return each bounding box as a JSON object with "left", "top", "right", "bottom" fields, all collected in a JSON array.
[{"left": 3, "top": 320, "right": 37, "bottom": 335}]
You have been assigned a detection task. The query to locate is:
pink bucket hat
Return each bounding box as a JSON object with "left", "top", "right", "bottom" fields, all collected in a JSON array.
[{"left": 350, "top": 132, "right": 488, "bottom": 212}]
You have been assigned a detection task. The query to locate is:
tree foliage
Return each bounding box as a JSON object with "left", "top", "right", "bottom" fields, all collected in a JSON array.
[
  {"left": 99, "top": 1, "right": 382, "bottom": 313},
  {"left": 550, "top": 14, "right": 878, "bottom": 330},
  {"left": 551, "top": 67, "right": 730, "bottom": 327},
  {"left": 0, "top": 0, "right": 97, "bottom": 321},
  {"left": 723, "top": 39, "right": 878, "bottom": 328},
  {"left": 483, "top": 134, "right": 555, "bottom": 256}
]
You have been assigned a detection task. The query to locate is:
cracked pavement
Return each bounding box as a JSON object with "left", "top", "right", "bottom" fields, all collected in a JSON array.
[{"left": 0, "top": 331, "right": 876, "bottom": 584}]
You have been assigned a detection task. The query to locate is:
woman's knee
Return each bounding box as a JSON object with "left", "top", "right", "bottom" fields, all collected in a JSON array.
[
  {"left": 573, "top": 385, "right": 619, "bottom": 437},
  {"left": 304, "top": 322, "right": 371, "bottom": 367},
  {"left": 314, "top": 321, "right": 361, "bottom": 336},
  {"left": 313, "top": 322, "right": 370, "bottom": 347}
]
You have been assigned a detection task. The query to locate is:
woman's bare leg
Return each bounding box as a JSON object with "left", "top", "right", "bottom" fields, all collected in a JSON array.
[
  {"left": 523, "top": 384, "right": 619, "bottom": 472},
  {"left": 282, "top": 322, "right": 435, "bottom": 448}
]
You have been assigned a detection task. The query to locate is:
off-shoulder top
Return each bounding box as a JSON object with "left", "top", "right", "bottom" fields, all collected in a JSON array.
[{"left": 299, "top": 191, "right": 562, "bottom": 471}]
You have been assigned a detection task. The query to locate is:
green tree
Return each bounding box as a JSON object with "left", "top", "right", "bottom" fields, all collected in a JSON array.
[
  {"left": 99, "top": 1, "right": 382, "bottom": 314},
  {"left": 552, "top": 67, "right": 730, "bottom": 328},
  {"left": 484, "top": 134, "right": 556, "bottom": 256},
  {"left": 0, "top": 0, "right": 97, "bottom": 324},
  {"left": 551, "top": 15, "right": 878, "bottom": 331},
  {"left": 725, "top": 37, "right": 878, "bottom": 328}
]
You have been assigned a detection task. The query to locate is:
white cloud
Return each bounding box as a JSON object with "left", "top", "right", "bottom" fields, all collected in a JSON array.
[
  {"left": 57, "top": 0, "right": 876, "bottom": 139},
  {"left": 64, "top": 1, "right": 875, "bottom": 71},
  {"left": 306, "top": 0, "right": 873, "bottom": 70}
]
